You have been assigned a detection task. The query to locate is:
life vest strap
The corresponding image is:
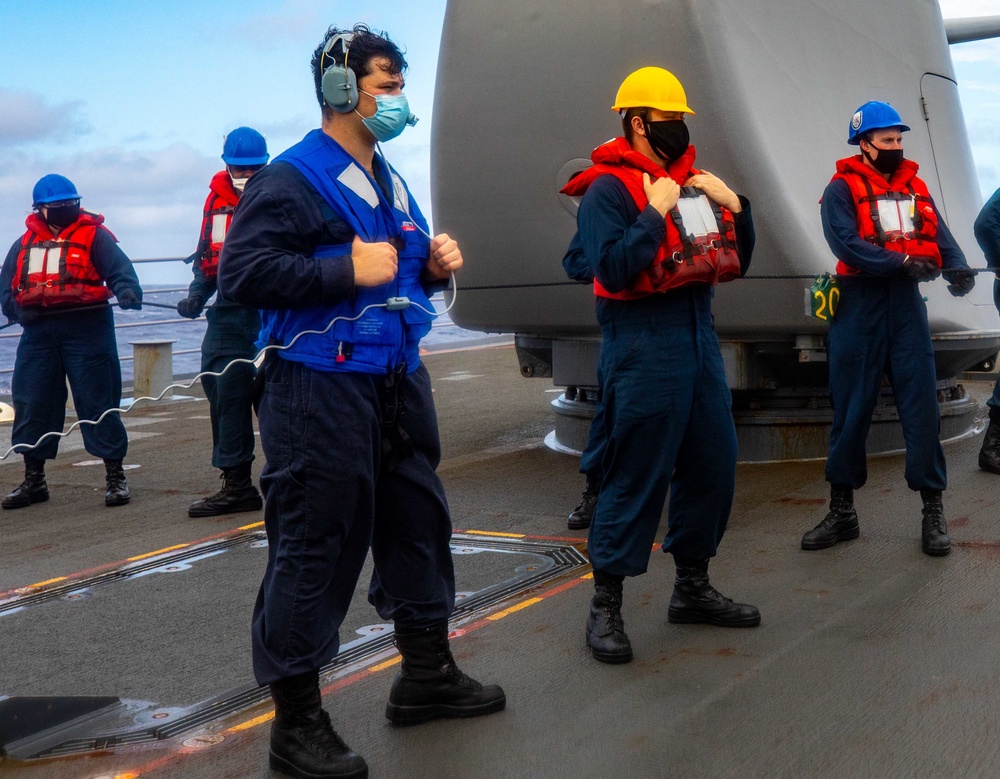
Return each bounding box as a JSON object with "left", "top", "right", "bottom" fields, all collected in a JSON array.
[
  {"left": 859, "top": 177, "right": 888, "bottom": 246},
  {"left": 21, "top": 278, "right": 105, "bottom": 289}
]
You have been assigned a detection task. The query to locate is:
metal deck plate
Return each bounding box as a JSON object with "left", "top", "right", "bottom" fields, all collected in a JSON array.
[{"left": 0, "top": 531, "right": 587, "bottom": 760}]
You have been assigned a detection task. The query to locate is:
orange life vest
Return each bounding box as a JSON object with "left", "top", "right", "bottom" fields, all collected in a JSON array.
[
  {"left": 829, "top": 155, "right": 941, "bottom": 275},
  {"left": 13, "top": 211, "right": 114, "bottom": 308},
  {"left": 560, "top": 137, "right": 741, "bottom": 300},
  {"left": 197, "top": 170, "right": 240, "bottom": 278}
]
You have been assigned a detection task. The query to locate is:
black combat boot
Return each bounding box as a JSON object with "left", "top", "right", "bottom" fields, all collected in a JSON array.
[
  {"left": 978, "top": 417, "right": 1000, "bottom": 475},
  {"left": 268, "top": 671, "right": 368, "bottom": 779},
  {"left": 104, "top": 459, "right": 131, "bottom": 507},
  {"left": 386, "top": 622, "right": 506, "bottom": 725},
  {"left": 2, "top": 456, "right": 49, "bottom": 510},
  {"left": 567, "top": 477, "right": 600, "bottom": 530},
  {"left": 920, "top": 489, "right": 951, "bottom": 557},
  {"left": 801, "top": 485, "right": 860, "bottom": 550},
  {"left": 586, "top": 570, "right": 633, "bottom": 663},
  {"left": 187, "top": 461, "right": 263, "bottom": 517},
  {"left": 668, "top": 558, "right": 761, "bottom": 627}
]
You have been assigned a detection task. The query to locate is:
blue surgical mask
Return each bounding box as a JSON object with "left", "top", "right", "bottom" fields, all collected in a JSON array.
[{"left": 359, "top": 91, "right": 418, "bottom": 143}]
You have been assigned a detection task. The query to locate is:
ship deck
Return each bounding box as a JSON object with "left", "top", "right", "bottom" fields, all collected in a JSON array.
[{"left": 2, "top": 342, "right": 1000, "bottom": 779}]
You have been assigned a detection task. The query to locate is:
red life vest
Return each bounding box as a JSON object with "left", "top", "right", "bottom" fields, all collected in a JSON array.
[
  {"left": 13, "top": 211, "right": 114, "bottom": 308},
  {"left": 197, "top": 170, "right": 240, "bottom": 278},
  {"left": 829, "top": 155, "right": 941, "bottom": 275},
  {"left": 560, "top": 137, "right": 741, "bottom": 300}
]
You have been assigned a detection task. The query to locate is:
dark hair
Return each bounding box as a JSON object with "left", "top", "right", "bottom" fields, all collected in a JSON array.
[
  {"left": 622, "top": 107, "right": 648, "bottom": 142},
  {"left": 311, "top": 24, "right": 407, "bottom": 117},
  {"left": 861, "top": 127, "right": 903, "bottom": 146}
]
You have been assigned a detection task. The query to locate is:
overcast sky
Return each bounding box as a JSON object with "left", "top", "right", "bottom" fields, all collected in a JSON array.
[{"left": 0, "top": 0, "right": 997, "bottom": 285}]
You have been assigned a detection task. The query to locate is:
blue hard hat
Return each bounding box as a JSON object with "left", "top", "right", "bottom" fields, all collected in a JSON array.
[
  {"left": 32, "top": 174, "right": 80, "bottom": 206},
  {"left": 848, "top": 101, "right": 911, "bottom": 145},
  {"left": 221, "top": 127, "right": 269, "bottom": 165}
]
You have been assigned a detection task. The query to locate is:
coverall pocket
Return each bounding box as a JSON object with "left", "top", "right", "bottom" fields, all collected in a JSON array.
[{"left": 259, "top": 381, "right": 294, "bottom": 470}]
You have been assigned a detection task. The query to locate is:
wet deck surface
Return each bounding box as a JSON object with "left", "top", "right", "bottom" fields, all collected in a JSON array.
[{"left": 2, "top": 344, "right": 1000, "bottom": 778}]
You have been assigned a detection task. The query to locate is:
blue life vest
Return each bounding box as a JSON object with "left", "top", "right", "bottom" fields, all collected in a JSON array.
[{"left": 258, "top": 129, "right": 434, "bottom": 374}]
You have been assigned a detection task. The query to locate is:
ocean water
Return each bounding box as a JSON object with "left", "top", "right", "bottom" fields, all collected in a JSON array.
[{"left": 0, "top": 286, "right": 494, "bottom": 396}]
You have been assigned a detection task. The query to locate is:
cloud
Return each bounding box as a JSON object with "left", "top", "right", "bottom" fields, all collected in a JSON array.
[
  {"left": 0, "top": 143, "right": 219, "bottom": 282},
  {"left": 0, "top": 132, "right": 441, "bottom": 264},
  {"left": 963, "top": 81, "right": 1000, "bottom": 95},
  {"left": 950, "top": 41, "right": 1000, "bottom": 63},
  {"left": 0, "top": 88, "right": 91, "bottom": 148}
]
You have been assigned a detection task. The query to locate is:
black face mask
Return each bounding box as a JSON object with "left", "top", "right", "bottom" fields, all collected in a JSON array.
[
  {"left": 864, "top": 145, "right": 903, "bottom": 175},
  {"left": 644, "top": 119, "right": 690, "bottom": 162},
  {"left": 44, "top": 204, "right": 81, "bottom": 230}
]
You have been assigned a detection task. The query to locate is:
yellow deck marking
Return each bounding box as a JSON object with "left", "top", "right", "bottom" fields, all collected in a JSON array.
[
  {"left": 127, "top": 523, "right": 262, "bottom": 563},
  {"left": 226, "top": 656, "right": 403, "bottom": 734},
  {"left": 227, "top": 711, "right": 274, "bottom": 733},
  {"left": 126, "top": 544, "right": 190, "bottom": 562},
  {"left": 487, "top": 597, "right": 543, "bottom": 621},
  {"left": 28, "top": 576, "right": 68, "bottom": 588},
  {"left": 9, "top": 522, "right": 268, "bottom": 602},
  {"left": 463, "top": 530, "right": 526, "bottom": 538},
  {"left": 369, "top": 656, "right": 402, "bottom": 673}
]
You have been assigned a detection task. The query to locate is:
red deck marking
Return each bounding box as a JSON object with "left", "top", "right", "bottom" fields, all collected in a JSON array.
[
  {"left": 1, "top": 522, "right": 266, "bottom": 600},
  {"left": 421, "top": 343, "right": 514, "bottom": 356}
]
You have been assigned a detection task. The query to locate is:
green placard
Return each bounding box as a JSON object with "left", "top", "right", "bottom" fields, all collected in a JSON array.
[{"left": 810, "top": 273, "right": 839, "bottom": 321}]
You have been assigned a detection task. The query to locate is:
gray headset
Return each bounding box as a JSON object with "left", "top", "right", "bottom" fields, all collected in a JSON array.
[{"left": 321, "top": 34, "right": 359, "bottom": 112}]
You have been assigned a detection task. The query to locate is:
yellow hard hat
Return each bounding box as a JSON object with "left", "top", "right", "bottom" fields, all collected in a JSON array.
[{"left": 612, "top": 67, "right": 694, "bottom": 115}]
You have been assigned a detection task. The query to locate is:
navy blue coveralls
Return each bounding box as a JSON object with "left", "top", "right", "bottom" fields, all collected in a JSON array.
[
  {"left": 821, "top": 178, "right": 968, "bottom": 492},
  {"left": 183, "top": 254, "right": 260, "bottom": 470},
  {"left": 562, "top": 235, "right": 606, "bottom": 482},
  {"left": 974, "top": 187, "right": 1000, "bottom": 419},
  {"left": 575, "top": 175, "right": 755, "bottom": 577},
  {"left": 0, "top": 230, "right": 142, "bottom": 461},
  {"left": 218, "top": 150, "right": 455, "bottom": 685}
]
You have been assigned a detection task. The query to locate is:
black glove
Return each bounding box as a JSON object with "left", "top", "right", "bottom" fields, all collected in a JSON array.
[
  {"left": 18, "top": 307, "right": 42, "bottom": 326},
  {"left": 901, "top": 256, "right": 940, "bottom": 282},
  {"left": 944, "top": 268, "right": 976, "bottom": 297},
  {"left": 176, "top": 295, "right": 205, "bottom": 319},
  {"left": 116, "top": 289, "right": 142, "bottom": 310}
]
